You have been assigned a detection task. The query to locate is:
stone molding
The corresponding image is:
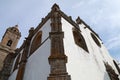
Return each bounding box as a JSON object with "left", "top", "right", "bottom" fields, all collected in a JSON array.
[
  {"left": 15, "top": 28, "right": 33, "bottom": 80},
  {"left": 48, "top": 4, "right": 71, "bottom": 80},
  {"left": 104, "top": 62, "right": 119, "bottom": 80}
]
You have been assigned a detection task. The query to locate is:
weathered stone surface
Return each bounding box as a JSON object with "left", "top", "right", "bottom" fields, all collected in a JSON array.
[
  {"left": 0, "top": 25, "right": 21, "bottom": 80},
  {"left": 0, "top": 53, "right": 16, "bottom": 80}
]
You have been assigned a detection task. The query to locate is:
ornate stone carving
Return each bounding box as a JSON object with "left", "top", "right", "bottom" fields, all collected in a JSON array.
[
  {"left": 113, "top": 60, "right": 120, "bottom": 74},
  {"left": 76, "top": 16, "right": 82, "bottom": 24},
  {"left": 48, "top": 4, "right": 71, "bottom": 80},
  {"left": 15, "top": 27, "right": 33, "bottom": 80},
  {"left": 0, "top": 53, "right": 16, "bottom": 80},
  {"left": 104, "top": 62, "right": 119, "bottom": 80}
]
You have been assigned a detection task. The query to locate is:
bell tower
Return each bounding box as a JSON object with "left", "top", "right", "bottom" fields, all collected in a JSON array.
[{"left": 0, "top": 25, "right": 21, "bottom": 71}]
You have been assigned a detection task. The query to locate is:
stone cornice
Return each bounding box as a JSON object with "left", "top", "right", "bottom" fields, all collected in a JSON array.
[
  {"left": 31, "top": 3, "right": 101, "bottom": 42},
  {"left": 76, "top": 16, "right": 101, "bottom": 40},
  {"left": 0, "top": 44, "right": 15, "bottom": 53}
]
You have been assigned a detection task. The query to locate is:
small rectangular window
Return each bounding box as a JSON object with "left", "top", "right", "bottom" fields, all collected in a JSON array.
[{"left": 7, "top": 40, "right": 12, "bottom": 46}]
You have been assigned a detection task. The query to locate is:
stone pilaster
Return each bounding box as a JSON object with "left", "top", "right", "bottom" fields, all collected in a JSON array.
[
  {"left": 0, "top": 53, "right": 16, "bottom": 80},
  {"left": 48, "top": 4, "right": 71, "bottom": 80},
  {"left": 104, "top": 62, "right": 119, "bottom": 80},
  {"left": 16, "top": 28, "right": 34, "bottom": 80}
]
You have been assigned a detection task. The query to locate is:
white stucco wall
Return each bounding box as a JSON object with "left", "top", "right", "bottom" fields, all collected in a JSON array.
[
  {"left": 8, "top": 19, "right": 51, "bottom": 80},
  {"left": 30, "top": 19, "right": 51, "bottom": 46},
  {"left": 80, "top": 23, "right": 119, "bottom": 75},
  {"left": 10, "top": 49, "right": 23, "bottom": 74},
  {"left": 8, "top": 69, "right": 18, "bottom": 80},
  {"left": 23, "top": 19, "right": 51, "bottom": 80},
  {"left": 62, "top": 18, "right": 112, "bottom": 80},
  {"left": 8, "top": 17, "right": 119, "bottom": 80},
  {"left": 23, "top": 39, "right": 50, "bottom": 80},
  {"left": 8, "top": 49, "right": 23, "bottom": 80}
]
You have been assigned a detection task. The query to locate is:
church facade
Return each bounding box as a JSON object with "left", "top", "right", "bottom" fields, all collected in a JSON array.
[{"left": 0, "top": 4, "right": 120, "bottom": 80}]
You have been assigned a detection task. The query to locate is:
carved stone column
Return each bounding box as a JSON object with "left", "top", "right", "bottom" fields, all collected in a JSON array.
[
  {"left": 48, "top": 4, "right": 71, "bottom": 80},
  {"left": 16, "top": 28, "right": 34, "bottom": 80},
  {"left": 104, "top": 62, "right": 119, "bottom": 80},
  {"left": 0, "top": 53, "right": 16, "bottom": 80}
]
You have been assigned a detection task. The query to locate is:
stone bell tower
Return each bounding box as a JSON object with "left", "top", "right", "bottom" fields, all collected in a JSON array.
[{"left": 0, "top": 25, "right": 21, "bottom": 71}]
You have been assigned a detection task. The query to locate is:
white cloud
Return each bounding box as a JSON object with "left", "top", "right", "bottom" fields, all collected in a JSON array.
[
  {"left": 109, "top": 13, "right": 120, "bottom": 27},
  {"left": 72, "top": 0, "right": 98, "bottom": 9},
  {"left": 72, "top": 0, "right": 120, "bottom": 27},
  {"left": 71, "top": 0, "right": 120, "bottom": 61},
  {"left": 105, "top": 35, "right": 120, "bottom": 50},
  {"left": 0, "top": 0, "right": 120, "bottom": 61},
  {"left": 72, "top": 1, "right": 84, "bottom": 9}
]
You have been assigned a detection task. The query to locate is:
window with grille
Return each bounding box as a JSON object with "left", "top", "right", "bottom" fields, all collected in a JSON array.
[
  {"left": 30, "top": 31, "right": 42, "bottom": 55},
  {"left": 73, "top": 28, "right": 89, "bottom": 52},
  {"left": 91, "top": 33, "right": 101, "bottom": 47}
]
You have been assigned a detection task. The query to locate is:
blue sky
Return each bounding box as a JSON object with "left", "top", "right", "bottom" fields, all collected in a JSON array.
[{"left": 0, "top": 0, "right": 120, "bottom": 62}]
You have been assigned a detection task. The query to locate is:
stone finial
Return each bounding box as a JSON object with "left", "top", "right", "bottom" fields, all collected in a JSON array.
[
  {"left": 69, "top": 16, "right": 72, "bottom": 20},
  {"left": 14, "top": 25, "right": 19, "bottom": 31},
  {"left": 51, "top": 3, "right": 60, "bottom": 11},
  {"left": 41, "top": 18, "right": 44, "bottom": 22},
  {"left": 29, "top": 27, "right": 34, "bottom": 33},
  {"left": 76, "top": 16, "right": 82, "bottom": 24},
  {"left": 15, "top": 24, "right": 18, "bottom": 28}
]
